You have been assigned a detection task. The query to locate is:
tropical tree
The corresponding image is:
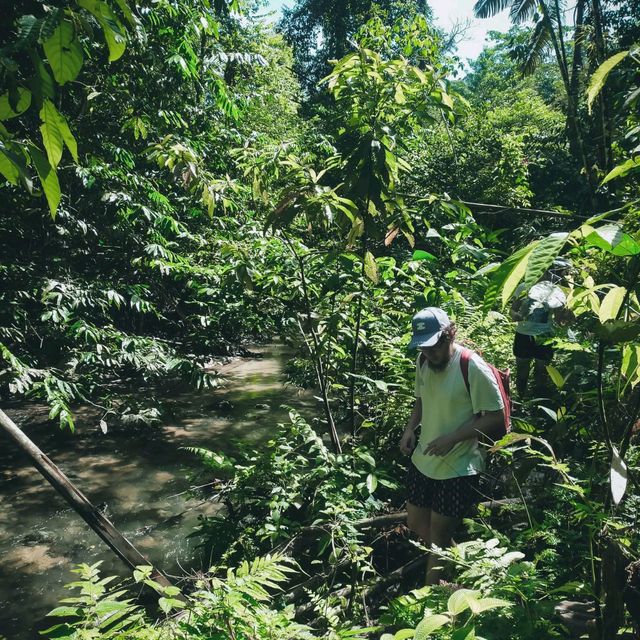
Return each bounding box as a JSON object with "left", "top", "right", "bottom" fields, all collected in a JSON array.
[
  {"left": 473, "top": 0, "right": 613, "bottom": 210},
  {"left": 279, "top": 0, "right": 430, "bottom": 95}
]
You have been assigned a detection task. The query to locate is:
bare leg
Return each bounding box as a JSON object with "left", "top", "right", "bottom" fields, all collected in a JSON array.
[
  {"left": 406, "top": 501, "right": 431, "bottom": 547},
  {"left": 425, "top": 511, "right": 460, "bottom": 585}
]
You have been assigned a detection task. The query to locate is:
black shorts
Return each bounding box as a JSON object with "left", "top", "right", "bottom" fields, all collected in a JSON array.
[
  {"left": 406, "top": 463, "right": 481, "bottom": 518},
  {"left": 513, "top": 332, "right": 554, "bottom": 362}
]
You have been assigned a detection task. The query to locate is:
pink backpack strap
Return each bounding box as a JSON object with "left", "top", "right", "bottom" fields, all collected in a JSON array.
[{"left": 460, "top": 348, "right": 473, "bottom": 395}]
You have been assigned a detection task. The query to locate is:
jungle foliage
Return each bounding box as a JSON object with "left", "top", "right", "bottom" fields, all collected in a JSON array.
[{"left": 1, "top": 0, "right": 640, "bottom": 638}]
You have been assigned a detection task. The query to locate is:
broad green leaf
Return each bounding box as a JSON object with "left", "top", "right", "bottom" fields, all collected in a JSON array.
[
  {"left": 546, "top": 365, "right": 565, "bottom": 389},
  {"left": 158, "top": 597, "right": 172, "bottom": 614},
  {"left": 451, "top": 628, "right": 475, "bottom": 640},
  {"left": 94, "top": 600, "right": 131, "bottom": 616},
  {"left": 583, "top": 223, "right": 640, "bottom": 256},
  {"left": 366, "top": 473, "right": 378, "bottom": 493},
  {"left": 538, "top": 405, "right": 558, "bottom": 421},
  {"left": 356, "top": 450, "right": 376, "bottom": 467},
  {"left": 598, "top": 286, "right": 626, "bottom": 324},
  {"left": 412, "top": 249, "right": 437, "bottom": 262},
  {"left": 40, "top": 99, "right": 78, "bottom": 163},
  {"left": 621, "top": 345, "right": 640, "bottom": 389},
  {"left": 43, "top": 21, "right": 83, "bottom": 85},
  {"left": 44, "top": 606, "right": 83, "bottom": 618},
  {"left": 78, "top": 0, "right": 127, "bottom": 62},
  {"left": 133, "top": 566, "right": 153, "bottom": 582},
  {"left": 56, "top": 109, "right": 78, "bottom": 163},
  {"left": 484, "top": 242, "right": 537, "bottom": 311},
  {"left": 522, "top": 232, "right": 569, "bottom": 289},
  {"left": 469, "top": 597, "right": 512, "bottom": 614},
  {"left": 0, "top": 87, "right": 32, "bottom": 120},
  {"left": 31, "top": 145, "right": 60, "bottom": 217},
  {"left": 364, "top": 250, "right": 379, "bottom": 283},
  {"left": 610, "top": 445, "right": 627, "bottom": 505},
  {"left": 33, "top": 57, "right": 56, "bottom": 101},
  {"left": 587, "top": 50, "right": 629, "bottom": 113},
  {"left": 601, "top": 157, "right": 640, "bottom": 185},
  {"left": 391, "top": 631, "right": 414, "bottom": 640},
  {"left": 447, "top": 589, "right": 480, "bottom": 616},
  {"left": 113, "top": 0, "right": 136, "bottom": 26},
  {"left": 501, "top": 244, "right": 538, "bottom": 307},
  {"left": 414, "top": 614, "right": 450, "bottom": 640},
  {"left": 441, "top": 91, "right": 454, "bottom": 109},
  {"left": 40, "top": 99, "right": 64, "bottom": 168},
  {"left": 15, "top": 14, "right": 39, "bottom": 47},
  {"left": 489, "top": 432, "right": 557, "bottom": 459},
  {"left": 0, "top": 147, "right": 21, "bottom": 184}
]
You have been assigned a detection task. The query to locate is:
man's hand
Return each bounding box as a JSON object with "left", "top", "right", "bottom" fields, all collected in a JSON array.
[
  {"left": 399, "top": 428, "right": 416, "bottom": 456},
  {"left": 423, "top": 433, "right": 458, "bottom": 456}
]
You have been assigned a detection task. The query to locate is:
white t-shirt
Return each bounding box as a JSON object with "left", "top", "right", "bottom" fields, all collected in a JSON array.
[{"left": 411, "top": 344, "right": 504, "bottom": 480}]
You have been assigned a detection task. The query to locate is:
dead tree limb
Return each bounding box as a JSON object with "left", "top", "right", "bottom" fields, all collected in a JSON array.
[
  {"left": 295, "top": 553, "right": 428, "bottom": 618},
  {"left": 0, "top": 408, "right": 173, "bottom": 589},
  {"left": 354, "top": 499, "right": 522, "bottom": 530}
]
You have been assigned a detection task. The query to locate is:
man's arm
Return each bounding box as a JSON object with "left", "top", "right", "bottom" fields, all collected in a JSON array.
[
  {"left": 423, "top": 409, "right": 504, "bottom": 456},
  {"left": 399, "top": 398, "right": 422, "bottom": 456}
]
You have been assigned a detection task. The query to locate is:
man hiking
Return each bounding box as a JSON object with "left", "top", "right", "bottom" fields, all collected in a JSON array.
[
  {"left": 510, "top": 257, "right": 573, "bottom": 397},
  {"left": 399, "top": 307, "right": 506, "bottom": 584}
]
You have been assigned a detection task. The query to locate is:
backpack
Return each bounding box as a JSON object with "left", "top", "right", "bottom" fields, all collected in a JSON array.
[{"left": 459, "top": 348, "right": 512, "bottom": 437}]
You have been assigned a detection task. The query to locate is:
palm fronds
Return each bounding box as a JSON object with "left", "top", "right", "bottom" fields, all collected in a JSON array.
[
  {"left": 509, "top": 0, "right": 538, "bottom": 23},
  {"left": 519, "top": 14, "right": 554, "bottom": 75},
  {"left": 473, "top": 0, "right": 513, "bottom": 19}
]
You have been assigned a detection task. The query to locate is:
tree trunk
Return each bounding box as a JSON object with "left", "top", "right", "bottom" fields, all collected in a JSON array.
[
  {"left": 0, "top": 408, "right": 173, "bottom": 589},
  {"left": 541, "top": 3, "right": 598, "bottom": 210},
  {"left": 283, "top": 234, "right": 342, "bottom": 453},
  {"left": 349, "top": 244, "right": 367, "bottom": 436}
]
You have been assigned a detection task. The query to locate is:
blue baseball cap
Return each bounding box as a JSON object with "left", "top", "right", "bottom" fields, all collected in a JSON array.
[{"left": 409, "top": 307, "right": 451, "bottom": 349}]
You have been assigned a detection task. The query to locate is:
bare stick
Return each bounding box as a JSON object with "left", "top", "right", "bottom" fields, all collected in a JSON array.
[{"left": 0, "top": 408, "right": 173, "bottom": 589}]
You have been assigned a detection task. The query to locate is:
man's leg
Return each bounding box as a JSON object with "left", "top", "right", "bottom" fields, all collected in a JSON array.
[
  {"left": 406, "top": 501, "right": 431, "bottom": 547},
  {"left": 514, "top": 357, "right": 530, "bottom": 397},
  {"left": 425, "top": 511, "right": 459, "bottom": 585},
  {"left": 424, "top": 475, "right": 481, "bottom": 585},
  {"left": 513, "top": 334, "right": 532, "bottom": 397},
  {"left": 532, "top": 343, "right": 554, "bottom": 396},
  {"left": 532, "top": 358, "right": 549, "bottom": 395}
]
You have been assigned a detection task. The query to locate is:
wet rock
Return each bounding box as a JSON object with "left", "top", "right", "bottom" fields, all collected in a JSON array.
[
  {"left": 22, "top": 530, "right": 55, "bottom": 545},
  {"left": 255, "top": 403, "right": 270, "bottom": 410}
]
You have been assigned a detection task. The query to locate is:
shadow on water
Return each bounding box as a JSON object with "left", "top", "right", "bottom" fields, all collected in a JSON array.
[{"left": 0, "top": 344, "right": 314, "bottom": 639}]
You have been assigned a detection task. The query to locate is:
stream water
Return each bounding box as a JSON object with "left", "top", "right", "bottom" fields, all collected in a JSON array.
[{"left": 0, "top": 344, "right": 313, "bottom": 639}]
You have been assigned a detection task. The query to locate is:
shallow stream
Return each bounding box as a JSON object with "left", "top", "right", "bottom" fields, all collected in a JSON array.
[{"left": 0, "top": 344, "right": 312, "bottom": 638}]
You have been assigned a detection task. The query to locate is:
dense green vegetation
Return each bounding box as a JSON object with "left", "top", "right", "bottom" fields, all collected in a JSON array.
[{"left": 1, "top": 0, "right": 639, "bottom": 638}]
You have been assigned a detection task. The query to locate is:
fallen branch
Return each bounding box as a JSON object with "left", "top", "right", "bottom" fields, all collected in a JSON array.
[
  {"left": 283, "top": 559, "right": 351, "bottom": 603},
  {"left": 0, "top": 408, "right": 174, "bottom": 590},
  {"left": 294, "top": 553, "right": 428, "bottom": 618},
  {"left": 354, "top": 499, "right": 522, "bottom": 530}
]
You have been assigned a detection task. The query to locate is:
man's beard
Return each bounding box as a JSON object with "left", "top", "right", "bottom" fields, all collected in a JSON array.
[{"left": 427, "top": 357, "right": 451, "bottom": 372}]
